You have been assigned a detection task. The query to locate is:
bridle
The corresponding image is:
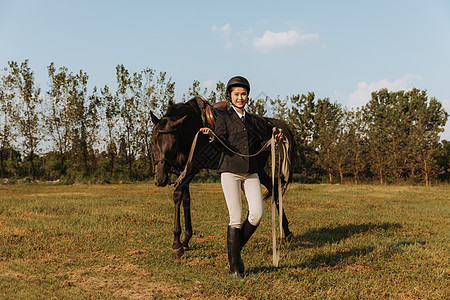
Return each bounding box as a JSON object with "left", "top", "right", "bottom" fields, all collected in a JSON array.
[
  {"left": 152, "top": 128, "right": 180, "bottom": 172},
  {"left": 153, "top": 157, "right": 170, "bottom": 167}
]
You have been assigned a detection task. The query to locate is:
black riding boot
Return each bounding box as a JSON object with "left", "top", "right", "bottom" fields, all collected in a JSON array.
[
  {"left": 227, "top": 226, "right": 242, "bottom": 280},
  {"left": 238, "top": 218, "right": 258, "bottom": 274},
  {"left": 240, "top": 218, "right": 258, "bottom": 249}
]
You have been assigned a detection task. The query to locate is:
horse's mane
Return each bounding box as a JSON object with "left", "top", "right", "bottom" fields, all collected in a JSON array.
[{"left": 163, "top": 98, "right": 202, "bottom": 120}]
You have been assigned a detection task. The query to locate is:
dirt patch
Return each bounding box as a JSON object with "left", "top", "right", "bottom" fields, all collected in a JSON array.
[
  {"left": 65, "top": 262, "right": 208, "bottom": 299},
  {"left": 0, "top": 271, "right": 36, "bottom": 281},
  {"left": 26, "top": 192, "right": 93, "bottom": 197}
]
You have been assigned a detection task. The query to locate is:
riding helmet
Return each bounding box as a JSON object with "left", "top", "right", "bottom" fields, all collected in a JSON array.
[{"left": 226, "top": 76, "right": 250, "bottom": 97}]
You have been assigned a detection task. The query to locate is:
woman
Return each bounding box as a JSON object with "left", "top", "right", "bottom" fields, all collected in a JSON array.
[{"left": 200, "top": 76, "right": 281, "bottom": 280}]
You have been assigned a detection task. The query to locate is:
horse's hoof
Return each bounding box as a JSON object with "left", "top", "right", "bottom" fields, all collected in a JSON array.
[
  {"left": 284, "top": 232, "right": 294, "bottom": 242},
  {"left": 172, "top": 247, "right": 184, "bottom": 259},
  {"left": 182, "top": 242, "right": 190, "bottom": 251},
  {"left": 229, "top": 271, "right": 244, "bottom": 282}
]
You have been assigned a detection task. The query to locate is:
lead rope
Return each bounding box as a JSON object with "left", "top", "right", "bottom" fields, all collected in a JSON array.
[
  {"left": 174, "top": 131, "right": 201, "bottom": 187},
  {"left": 277, "top": 133, "right": 284, "bottom": 267},
  {"left": 271, "top": 128, "right": 286, "bottom": 267},
  {"left": 271, "top": 128, "right": 279, "bottom": 267}
]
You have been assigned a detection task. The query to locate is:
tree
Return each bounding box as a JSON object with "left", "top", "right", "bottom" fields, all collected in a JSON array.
[
  {"left": 85, "top": 87, "right": 101, "bottom": 175},
  {"left": 385, "top": 91, "right": 410, "bottom": 181},
  {"left": 0, "top": 76, "right": 16, "bottom": 178},
  {"left": 363, "top": 88, "right": 447, "bottom": 185},
  {"left": 100, "top": 84, "right": 119, "bottom": 177},
  {"left": 313, "top": 98, "right": 344, "bottom": 183},
  {"left": 341, "top": 108, "right": 367, "bottom": 184},
  {"left": 46, "top": 62, "right": 72, "bottom": 176},
  {"left": 406, "top": 89, "right": 448, "bottom": 185},
  {"left": 4, "top": 60, "right": 42, "bottom": 179},
  {"left": 363, "top": 89, "right": 394, "bottom": 184},
  {"left": 436, "top": 140, "right": 450, "bottom": 182},
  {"left": 67, "top": 69, "right": 99, "bottom": 177},
  {"left": 132, "top": 68, "right": 155, "bottom": 175},
  {"left": 154, "top": 71, "right": 175, "bottom": 112},
  {"left": 135, "top": 69, "right": 175, "bottom": 176},
  {"left": 247, "top": 96, "right": 267, "bottom": 116},
  {"left": 287, "top": 92, "right": 317, "bottom": 176},
  {"left": 116, "top": 64, "right": 138, "bottom": 179},
  {"left": 183, "top": 80, "right": 207, "bottom": 102},
  {"left": 212, "top": 81, "right": 227, "bottom": 103},
  {"left": 269, "top": 96, "right": 289, "bottom": 121}
]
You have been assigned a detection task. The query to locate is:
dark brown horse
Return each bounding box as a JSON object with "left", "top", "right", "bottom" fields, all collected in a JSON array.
[{"left": 150, "top": 97, "right": 294, "bottom": 259}]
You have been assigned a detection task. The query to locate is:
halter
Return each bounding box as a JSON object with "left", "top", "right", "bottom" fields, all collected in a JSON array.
[
  {"left": 157, "top": 129, "right": 179, "bottom": 134},
  {"left": 153, "top": 157, "right": 170, "bottom": 167},
  {"left": 152, "top": 128, "right": 180, "bottom": 172}
]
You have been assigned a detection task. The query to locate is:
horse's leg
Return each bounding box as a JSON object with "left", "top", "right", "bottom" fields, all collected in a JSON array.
[
  {"left": 172, "top": 187, "right": 184, "bottom": 259},
  {"left": 181, "top": 183, "right": 193, "bottom": 249},
  {"left": 258, "top": 170, "right": 293, "bottom": 239}
]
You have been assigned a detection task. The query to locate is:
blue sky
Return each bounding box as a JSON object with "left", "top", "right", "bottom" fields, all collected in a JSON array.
[{"left": 1, "top": 0, "right": 449, "bottom": 140}]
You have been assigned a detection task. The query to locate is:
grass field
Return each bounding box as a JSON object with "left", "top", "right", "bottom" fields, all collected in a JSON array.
[{"left": 0, "top": 183, "right": 449, "bottom": 299}]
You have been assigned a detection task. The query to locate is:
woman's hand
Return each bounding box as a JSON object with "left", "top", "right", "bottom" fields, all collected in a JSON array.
[
  {"left": 200, "top": 127, "right": 212, "bottom": 135},
  {"left": 275, "top": 132, "right": 284, "bottom": 143}
]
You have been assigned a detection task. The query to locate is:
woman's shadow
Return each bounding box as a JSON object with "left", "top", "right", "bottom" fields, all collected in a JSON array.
[{"left": 248, "top": 222, "right": 402, "bottom": 273}]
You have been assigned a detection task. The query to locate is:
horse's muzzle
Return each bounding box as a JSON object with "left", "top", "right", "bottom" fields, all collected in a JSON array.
[
  {"left": 154, "top": 175, "right": 169, "bottom": 187},
  {"left": 154, "top": 165, "right": 170, "bottom": 187}
]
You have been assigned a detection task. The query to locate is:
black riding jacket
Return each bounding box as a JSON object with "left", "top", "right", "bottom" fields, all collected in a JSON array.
[{"left": 215, "top": 107, "right": 265, "bottom": 174}]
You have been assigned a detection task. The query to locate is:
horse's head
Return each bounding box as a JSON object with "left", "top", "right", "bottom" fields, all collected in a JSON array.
[{"left": 150, "top": 111, "right": 187, "bottom": 187}]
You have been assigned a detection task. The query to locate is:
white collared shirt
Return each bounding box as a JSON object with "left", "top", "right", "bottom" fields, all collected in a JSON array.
[{"left": 232, "top": 106, "right": 246, "bottom": 119}]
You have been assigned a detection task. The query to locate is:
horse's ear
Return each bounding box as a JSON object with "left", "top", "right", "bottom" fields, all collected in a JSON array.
[
  {"left": 151, "top": 111, "right": 160, "bottom": 125},
  {"left": 172, "top": 115, "right": 187, "bottom": 128},
  {"left": 166, "top": 101, "right": 175, "bottom": 115}
]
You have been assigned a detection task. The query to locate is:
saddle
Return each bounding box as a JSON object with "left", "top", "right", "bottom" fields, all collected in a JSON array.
[{"left": 196, "top": 97, "right": 227, "bottom": 130}]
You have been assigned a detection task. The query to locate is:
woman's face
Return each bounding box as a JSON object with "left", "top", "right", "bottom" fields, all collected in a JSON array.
[{"left": 230, "top": 87, "right": 248, "bottom": 109}]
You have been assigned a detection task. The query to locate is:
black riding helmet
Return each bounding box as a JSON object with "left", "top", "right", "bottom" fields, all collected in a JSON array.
[{"left": 226, "top": 76, "right": 250, "bottom": 98}]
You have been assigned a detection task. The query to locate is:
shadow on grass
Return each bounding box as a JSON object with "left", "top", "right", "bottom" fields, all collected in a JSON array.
[
  {"left": 246, "top": 222, "right": 410, "bottom": 274},
  {"left": 248, "top": 245, "right": 376, "bottom": 274},
  {"left": 286, "top": 222, "right": 402, "bottom": 249},
  {"left": 302, "top": 245, "right": 375, "bottom": 268},
  {"left": 247, "top": 240, "right": 426, "bottom": 275}
]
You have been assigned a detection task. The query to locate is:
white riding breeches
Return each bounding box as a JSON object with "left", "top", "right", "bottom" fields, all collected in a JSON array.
[{"left": 220, "top": 172, "right": 263, "bottom": 228}]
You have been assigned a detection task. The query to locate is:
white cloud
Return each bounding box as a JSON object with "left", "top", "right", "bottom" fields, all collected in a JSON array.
[
  {"left": 202, "top": 79, "right": 216, "bottom": 90},
  {"left": 236, "top": 28, "right": 254, "bottom": 43},
  {"left": 347, "top": 74, "right": 422, "bottom": 109},
  {"left": 212, "top": 23, "right": 231, "bottom": 36},
  {"left": 253, "top": 30, "right": 319, "bottom": 53},
  {"left": 212, "top": 24, "right": 319, "bottom": 53},
  {"left": 212, "top": 23, "right": 232, "bottom": 48}
]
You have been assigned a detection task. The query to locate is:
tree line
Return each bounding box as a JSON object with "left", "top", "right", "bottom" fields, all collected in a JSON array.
[{"left": 0, "top": 60, "right": 448, "bottom": 185}]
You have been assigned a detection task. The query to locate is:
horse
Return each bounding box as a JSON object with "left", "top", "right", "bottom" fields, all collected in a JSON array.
[{"left": 150, "top": 97, "right": 294, "bottom": 259}]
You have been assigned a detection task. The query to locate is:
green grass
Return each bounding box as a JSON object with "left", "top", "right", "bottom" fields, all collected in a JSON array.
[{"left": 0, "top": 183, "right": 449, "bottom": 299}]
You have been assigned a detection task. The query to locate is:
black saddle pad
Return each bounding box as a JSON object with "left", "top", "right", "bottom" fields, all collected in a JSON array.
[{"left": 192, "top": 141, "right": 222, "bottom": 170}]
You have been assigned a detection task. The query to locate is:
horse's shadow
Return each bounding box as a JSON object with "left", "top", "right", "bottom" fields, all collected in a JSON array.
[{"left": 247, "top": 222, "right": 404, "bottom": 273}]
